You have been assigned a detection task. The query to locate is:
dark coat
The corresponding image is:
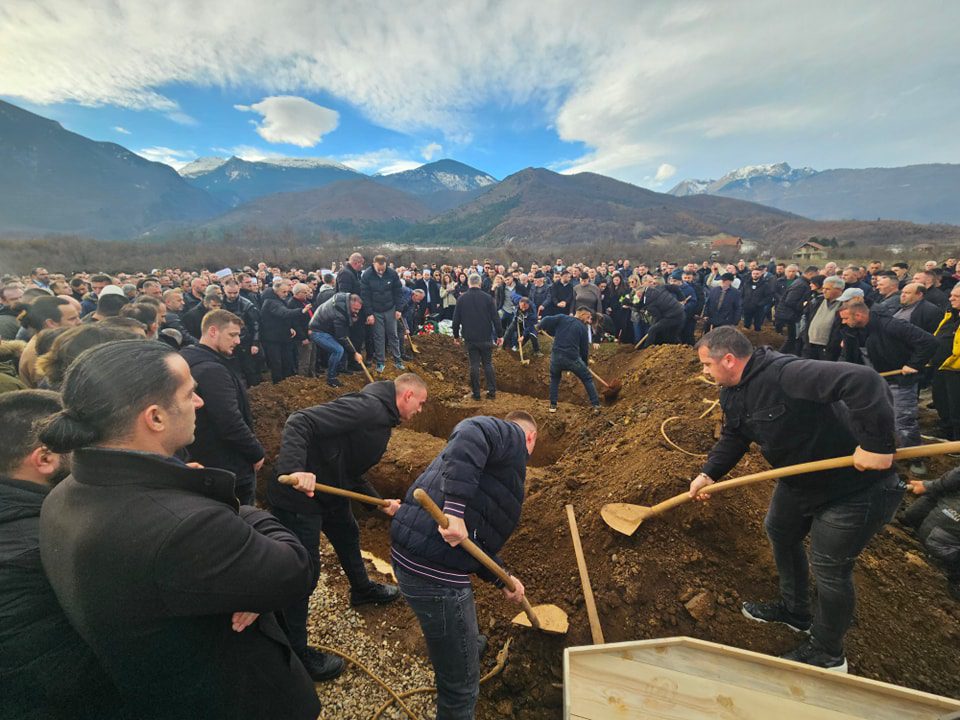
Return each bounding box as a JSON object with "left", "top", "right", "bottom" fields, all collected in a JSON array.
[
  {"left": 925, "top": 286, "right": 949, "bottom": 311},
  {"left": 902, "top": 299, "right": 944, "bottom": 335},
  {"left": 452, "top": 287, "right": 502, "bottom": 344},
  {"left": 286, "top": 296, "right": 311, "bottom": 342},
  {"left": 335, "top": 265, "right": 363, "bottom": 296},
  {"left": 776, "top": 279, "right": 811, "bottom": 324},
  {"left": 161, "top": 311, "right": 198, "bottom": 346},
  {"left": 390, "top": 417, "right": 527, "bottom": 585},
  {"left": 308, "top": 292, "right": 355, "bottom": 347},
  {"left": 0, "top": 476, "right": 121, "bottom": 720},
  {"left": 840, "top": 313, "right": 937, "bottom": 380},
  {"left": 221, "top": 295, "right": 260, "bottom": 347},
  {"left": 39, "top": 448, "right": 319, "bottom": 720},
  {"left": 643, "top": 285, "right": 685, "bottom": 323},
  {"left": 701, "top": 347, "right": 896, "bottom": 512},
  {"left": 414, "top": 278, "right": 441, "bottom": 314},
  {"left": 539, "top": 314, "right": 589, "bottom": 363},
  {"left": 181, "top": 343, "right": 264, "bottom": 478},
  {"left": 703, "top": 285, "right": 742, "bottom": 327},
  {"left": 546, "top": 281, "right": 575, "bottom": 316},
  {"left": 259, "top": 288, "right": 305, "bottom": 343},
  {"left": 180, "top": 301, "right": 210, "bottom": 341},
  {"left": 741, "top": 277, "right": 773, "bottom": 310},
  {"left": 267, "top": 381, "right": 401, "bottom": 515},
  {"left": 360, "top": 266, "right": 402, "bottom": 313}
]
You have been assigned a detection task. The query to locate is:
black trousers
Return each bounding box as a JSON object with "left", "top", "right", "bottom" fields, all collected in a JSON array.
[
  {"left": 262, "top": 340, "right": 296, "bottom": 384},
  {"left": 465, "top": 341, "right": 496, "bottom": 398},
  {"left": 778, "top": 322, "right": 799, "bottom": 355},
  {"left": 932, "top": 370, "right": 960, "bottom": 438},
  {"left": 272, "top": 501, "right": 372, "bottom": 654}
]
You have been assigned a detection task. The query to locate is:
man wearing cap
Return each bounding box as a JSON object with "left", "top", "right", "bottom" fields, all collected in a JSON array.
[
  {"left": 539, "top": 307, "right": 601, "bottom": 413},
  {"left": 702, "top": 273, "right": 742, "bottom": 332},
  {"left": 799, "top": 276, "right": 846, "bottom": 360}
]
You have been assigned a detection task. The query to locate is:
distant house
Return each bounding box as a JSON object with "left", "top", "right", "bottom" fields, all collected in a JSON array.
[
  {"left": 710, "top": 236, "right": 743, "bottom": 251},
  {"left": 914, "top": 243, "right": 935, "bottom": 255},
  {"left": 793, "top": 240, "right": 827, "bottom": 261}
]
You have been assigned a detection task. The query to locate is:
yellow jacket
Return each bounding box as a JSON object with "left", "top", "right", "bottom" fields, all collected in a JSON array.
[{"left": 935, "top": 310, "right": 960, "bottom": 370}]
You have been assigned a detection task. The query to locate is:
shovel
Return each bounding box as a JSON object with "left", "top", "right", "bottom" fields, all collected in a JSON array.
[
  {"left": 401, "top": 317, "right": 420, "bottom": 354},
  {"left": 601, "top": 441, "right": 960, "bottom": 536},
  {"left": 412, "top": 488, "right": 568, "bottom": 635},
  {"left": 278, "top": 474, "right": 391, "bottom": 508},
  {"left": 588, "top": 367, "right": 622, "bottom": 402},
  {"left": 344, "top": 338, "right": 375, "bottom": 384},
  {"left": 517, "top": 316, "right": 530, "bottom": 366},
  {"left": 633, "top": 333, "right": 650, "bottom": 351}
]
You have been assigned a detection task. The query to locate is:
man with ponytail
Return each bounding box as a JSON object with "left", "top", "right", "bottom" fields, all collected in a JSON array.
[{"left": 39, "top": 340, "right": 322, "bottom": 720}]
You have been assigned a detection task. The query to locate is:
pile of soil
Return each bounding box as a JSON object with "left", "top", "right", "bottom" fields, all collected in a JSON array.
[{"left": 249, "top": 331, "right": 960, "bottom": 718}]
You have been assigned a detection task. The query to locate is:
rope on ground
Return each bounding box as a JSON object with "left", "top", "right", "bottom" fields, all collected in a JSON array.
[
  {"left": 312, "top": 644, "right": 421, "bottom": 720},
  {"left": 660, "top": 416, "right": 708, "bottom": 458},
  {"left": 371, "top": 638, "right": 512, "bottom": 720},
  {"left": 696, "top": 375, "right": 717, "bottom": 386},
  {"left": 698, "top": 399, "right": 720, "bottom": 419}
]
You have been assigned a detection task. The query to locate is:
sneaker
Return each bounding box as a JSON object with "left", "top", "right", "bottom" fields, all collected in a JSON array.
[
  {"left": 741, "top": 600, "right": 811, "bottom": 633},
  {"left": 592, "top": 406, "right": 601, "bottom": 415},
  {"left": 350, "top": 582, "right": 400, "bottom": 607},
  {"left": 549, "top": 405, "right": 557, "bottom": 413},
  {"left": 781, "top": 637, "right": 848, "bottom": 673},
  {"left": 909, "top": 462, "right": 927, "bottom": 477},
  {"left": 510, "top": 346, "right": 518, "bottom": 352},
  {"left": 326, "top": 377, "right": 343, "bottom": 388},
  {"left": 486, "top": 391, "right": 496, "bottom": 400},
  {"left": 464, "top": 392, "right": 481, "bottom": 401},
  {"left": 394, "top": 361, "right": 406, "bottom": 371},
  {"left": 375, "top": 363, "right": 385, "bottom": 374},
  {"left": 297, "top": 646, "right": 346, "bottom": 682}
]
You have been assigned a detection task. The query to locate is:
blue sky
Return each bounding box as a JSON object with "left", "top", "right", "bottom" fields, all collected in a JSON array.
[{"left": 2, "top": 1, "right": 958, "bottom": 188}]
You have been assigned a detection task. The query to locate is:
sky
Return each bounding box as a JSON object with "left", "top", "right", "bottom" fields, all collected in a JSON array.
[{"left": 1, "top": 1, "right": 958, "bottom": 189}]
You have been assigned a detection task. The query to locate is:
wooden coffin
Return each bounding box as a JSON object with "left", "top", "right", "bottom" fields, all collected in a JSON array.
[{"left": 564, "top": 636, "right": 960, "bottom": 720}]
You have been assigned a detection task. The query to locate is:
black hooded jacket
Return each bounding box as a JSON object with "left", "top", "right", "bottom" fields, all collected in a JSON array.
[
  {"left": 266, "top": 381, "right": 401, "bottom": 515},
  {"left": 701, "top": 347, "right": 897, "bottom": 512}
]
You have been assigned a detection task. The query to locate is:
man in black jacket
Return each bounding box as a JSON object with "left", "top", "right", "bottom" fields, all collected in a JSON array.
[
  {"left": 181, "top": 310, "right": 265, "bottom": 505},
  {"left": 544, "top": 269, "right": 574, "bottom": 316},
  {"left": 308, "top": 292, "right": 364, "bottom": 388},
  {"left": 839, "top": 299, "right": 936, "bottom": 474},
  {"left": 161, "top": 288, "right": 198, "bottom": 346},
  {"left": 361, "top": 255, "right": 404, "bottom": 374},
  {"left": 260, "top": 278, "right": 311, "bottom": 383},
  {"left": 639, "top": 277, "right": 685, "bottom": 347},
  {"left": 181, "top": 290, "right": 222, "bottom": 344},
  {"left": 689, "top": 327, "right": 902, "bottom": 672},
  {"left": 391, "top": 412, "right": 537, "bottom": 719},
  {"left": 0, "top": 390, "right": 122, "bottom": 720},
  {"left": 775, "top": 266, "right": 816, "bottom": 354},
  {"left": 540, "top": 308, "right": 601, "bottom": 412},
  {"left": 902, "top": 467, "right": 960, "bottom": 601},
  {"left": 895, "top": 283, "right": 942, "bottom": 334},
  {"left": 266, "top": 374, "right": 427, "bottom": 681},
  {"left": 222, "top": 278, "right": 261, "bottom": 387},
  {"left": 39, "top": 340, "right": 321, "bottom": 720},
  {"left": 740, "top": 268, "right": 773, "bottom": 331},
  {"left": 452, "top": 274, "right": 503, "bottom": 401},
  {"left": 414, "top": 268, "right": 441, "bottom": 317}
]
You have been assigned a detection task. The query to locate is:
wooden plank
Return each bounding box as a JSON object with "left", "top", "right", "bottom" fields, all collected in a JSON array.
[
  {"left": 564, "top": 638, "right": 960, "bottom": 720},
  {"left": 565, "top": 504, "right": 604, "bottom": 645},
  {"left": 566, "top": 652, "right": 863, "bottom": 720}
]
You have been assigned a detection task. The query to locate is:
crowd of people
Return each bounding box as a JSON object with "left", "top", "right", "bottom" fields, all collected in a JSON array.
[{"left": 1, "top": 250, "right": 959, "bottom": 718}]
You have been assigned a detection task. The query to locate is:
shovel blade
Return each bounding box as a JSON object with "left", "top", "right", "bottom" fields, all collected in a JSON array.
[
  {"left": 600, "top": 503, "right": 652, "bottom": 536},
  {"left": 511, "top": 604, "right": 569, "bottom": 635}
]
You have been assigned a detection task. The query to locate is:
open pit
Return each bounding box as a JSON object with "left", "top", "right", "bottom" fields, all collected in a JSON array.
[{"left": 250, "top": 330, "right": 960, "bottom": 719}]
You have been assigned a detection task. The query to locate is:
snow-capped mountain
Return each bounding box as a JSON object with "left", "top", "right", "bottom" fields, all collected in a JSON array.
[
  {"left": 179, "top": 156, "right": 230, "bottom": 178},
  {"left": 373, "top": 159, "right": 498, "bottom": 212},
  {"left": 668, "top": 161, "right": 960, "bottom": 224}
]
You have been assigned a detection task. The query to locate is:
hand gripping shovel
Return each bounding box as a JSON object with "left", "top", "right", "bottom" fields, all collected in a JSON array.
[
  {"left": 401, "top": 316, "right": 420, "bottom": 354},
  {"left": 601, "top": 441, "right": 960, "bottom": 536},
  {"left": 413, "top": 488, "right": 568, "bottom": 634},
  {"left": 278, "top": 474, "right": 391, "bottom": 508}
]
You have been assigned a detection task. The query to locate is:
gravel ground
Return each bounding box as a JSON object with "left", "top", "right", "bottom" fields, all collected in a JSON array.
[{"left": 306, "top": 549, "right": 439, "bottom": 720}]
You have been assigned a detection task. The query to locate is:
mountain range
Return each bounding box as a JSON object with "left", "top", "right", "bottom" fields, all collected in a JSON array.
[
  {"left": 669, "top": 162, "right": 960, "bottom": 225},
  {"left": 1, "top": 99, "right": 958, "bottom": 250}
]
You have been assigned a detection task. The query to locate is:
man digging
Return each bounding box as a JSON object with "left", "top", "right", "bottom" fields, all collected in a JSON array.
[{"left": 689, "top": 326, "right": 904, "bottom": 672}]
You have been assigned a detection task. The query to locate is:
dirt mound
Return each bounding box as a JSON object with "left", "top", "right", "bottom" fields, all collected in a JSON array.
[{"left": 248, "top": 335, "right": 960, "bottom": 718}]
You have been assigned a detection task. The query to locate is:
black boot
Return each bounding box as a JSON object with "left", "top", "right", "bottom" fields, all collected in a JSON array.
[
  {"left": 297, "top": 646, "right": 345, "bottom": 682},
  {"left": 350, "top": 582, "right": 400, "bottom": 607}
]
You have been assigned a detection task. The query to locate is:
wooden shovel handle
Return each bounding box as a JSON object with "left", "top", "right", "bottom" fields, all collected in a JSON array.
[
  {"left": 633, "top": 333, "right": 649, "bottom": 350},
  {"left": 655, "top": 441, "right": 960, "bottom": 518},
  {"left": 344, "top": 338, "right": 375, "bottom": 384},
  {"left": 566, "top": 504, "right": 604, "bottom": 645},
  {"left": 878, "top": 369, "right": 905, "bottom": 377},
  {"left": 588, "top": 367, "right": 611, "bottom": 389},
  {"left": 412, "top": 488, "right": 540, "bottom": 629},
  {"left": 277, "top": 475, "right": 389, "bottom": 508}
]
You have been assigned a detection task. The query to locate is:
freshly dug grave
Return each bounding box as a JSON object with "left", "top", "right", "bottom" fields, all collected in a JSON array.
[{"left": 249, "top": 335, "right": 960, "bottom": 718}]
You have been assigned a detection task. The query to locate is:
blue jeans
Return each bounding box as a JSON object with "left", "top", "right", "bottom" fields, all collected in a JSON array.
[
  {"left": 394, "top": 565, "right": 480, "bottom": 720},
  {"left": 550, "top": 355, "right": 600, "bottom": 407},
  {"left": 309, "top": 331, "right": 344, "bottom": 381},
  {"left": 764, "top": 473, "right": 904, "bottom": 655}
]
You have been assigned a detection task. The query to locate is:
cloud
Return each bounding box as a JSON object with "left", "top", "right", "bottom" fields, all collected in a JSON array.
[
  {"left": 166, "top": 111, "right": 199, "bottom": 126},
  {"left": 135, "top": 146, "right": 197, "bottom": 170},
  {"left": 113, "top": 126, "right": 131, "bottom": 135},
  {"left": 338, "top": 148, "right": 421, "bottom": 175},
  {"left": 235, "top": 96, "right": 338, "bottom": 147},
  {"left": 421, "top": 142, "right": 443, "bottom": 161},
  {"left": 653, "top": 163, "right": 676, "bottom": 183},
  {"left": 1, "top": 2, "right": 958, "bottom": 182}
]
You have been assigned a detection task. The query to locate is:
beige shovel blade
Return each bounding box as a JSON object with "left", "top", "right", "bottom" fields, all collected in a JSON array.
[
  {"left": 511, "top": 604, "right": 569, "bottom": 635},
  {"left": 600, "top": 503, "right": 654, "bottom": 536}
]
